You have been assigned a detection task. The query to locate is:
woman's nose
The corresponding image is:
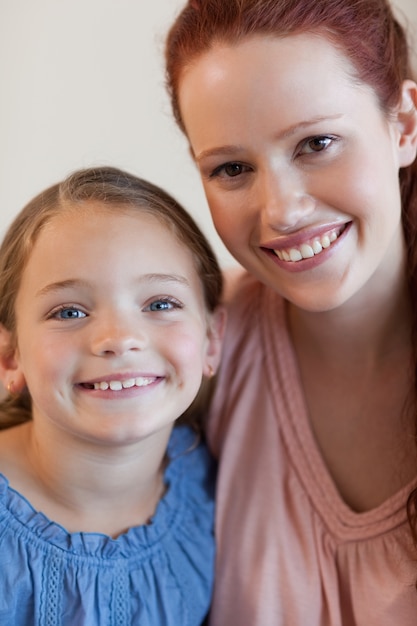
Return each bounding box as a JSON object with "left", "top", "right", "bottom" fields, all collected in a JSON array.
[{"left": 258, "top": 168, "right": 315, "bottom": 232}]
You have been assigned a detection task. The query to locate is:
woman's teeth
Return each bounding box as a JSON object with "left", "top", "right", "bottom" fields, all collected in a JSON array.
[
  {"left": 93, "top": 377, "right": 155, "bottom": 391},
  {"left": 273, "top": 229, "right": 339, "bottom": 262}
]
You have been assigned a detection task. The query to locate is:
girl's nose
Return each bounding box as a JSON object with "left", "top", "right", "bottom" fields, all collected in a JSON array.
[
  {"left": 90, "top": 316, "right": 146, "bottom": 357},
  {"left": 258, "top": 169, "right": 315, "bottom": 232}
]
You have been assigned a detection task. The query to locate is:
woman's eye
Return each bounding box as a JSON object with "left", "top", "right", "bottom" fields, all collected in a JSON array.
[
  {"left": 210, "top": 162, "right": 248, "bottom": 179},
  {"left": 298, "top": 135, "right": 335, "bottom": 155},
  {"left": 51, "top": 307, "right": 87, "bottom": 320}
]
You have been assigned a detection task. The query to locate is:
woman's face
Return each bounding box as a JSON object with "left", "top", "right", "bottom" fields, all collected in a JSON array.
[{"left": 179, "top": 33, "right": 412, "bottom": 312}]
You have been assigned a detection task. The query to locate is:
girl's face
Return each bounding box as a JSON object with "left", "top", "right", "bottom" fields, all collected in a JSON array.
[
  {"left": 179, "top": 33, "right": 416, "bottom": 312},
  {"left": 9, "top": 205, "right": 223, "bottom": 447}
]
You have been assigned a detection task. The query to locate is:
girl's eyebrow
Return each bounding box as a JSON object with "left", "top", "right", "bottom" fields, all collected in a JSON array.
[
  {"left": 195, "top": 114, "right": 343, "bottom": 162},
  {"left": 36, "top": 279, "right": 88, "bottom": 298},
  {"left": 36, "top": 274, "right": 191, "bottom": 298},
  {"left": 142, "top": 273, "right": 190, "bottom": 286}
]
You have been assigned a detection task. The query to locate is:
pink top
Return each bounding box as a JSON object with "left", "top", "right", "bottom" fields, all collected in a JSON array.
[{"left": 207, "top": 270, "right": 417, "bottom": 626}]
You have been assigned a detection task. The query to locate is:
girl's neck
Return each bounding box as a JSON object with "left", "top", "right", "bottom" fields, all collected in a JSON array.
[{"left": 0, "top": 421, "right": 173, "bottom": 538}]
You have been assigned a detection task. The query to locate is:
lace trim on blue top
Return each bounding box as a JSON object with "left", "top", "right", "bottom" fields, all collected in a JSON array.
[{"left": 0, "top": 427, "right": 216, "bottom": 626}]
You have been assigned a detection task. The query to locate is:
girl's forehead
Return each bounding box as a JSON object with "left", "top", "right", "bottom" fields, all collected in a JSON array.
[
  {"left": 24, "top": 206, "right": 201, "bottom": 286},
  {"left": 42, "top": 201, "right": 175, "bottom": 238},
  {"left": 28, "top": 204, "right": 189, "bottom": 270}
]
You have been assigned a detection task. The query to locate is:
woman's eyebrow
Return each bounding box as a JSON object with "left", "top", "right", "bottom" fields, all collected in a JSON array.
[{"left": 195, "top": 114, "right": 343, "bottom": 162}]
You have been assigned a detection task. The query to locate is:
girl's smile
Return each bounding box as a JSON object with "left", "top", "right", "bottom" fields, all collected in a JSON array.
[
  {"left": 77, "top": 373, "right": 160, "bottom": 397},
  {"left": 80, "top": 375, "right": 158, "bottom": 392},
  {"left": 11, "top": 205, "right": 219, "bottom": 446}
]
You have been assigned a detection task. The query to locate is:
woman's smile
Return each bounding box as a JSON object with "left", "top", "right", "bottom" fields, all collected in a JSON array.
[{"left": 179, "top": 33, "right": 407, "bottom": 311}]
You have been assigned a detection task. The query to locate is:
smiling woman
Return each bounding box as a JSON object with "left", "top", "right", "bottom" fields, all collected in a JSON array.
[
  {"left": 0, "top": 165, "right": 225, "bottom": 625},
  {"left": 164, "top": 0, "right": 417, "bottom": 624},
  {"left": 179, "top": 32, "right": 409, "bottom": 311}
]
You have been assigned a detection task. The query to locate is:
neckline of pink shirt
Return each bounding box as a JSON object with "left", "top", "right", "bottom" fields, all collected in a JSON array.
[{"left": 262, "top": 288, "right": 417, "bottom": 543}]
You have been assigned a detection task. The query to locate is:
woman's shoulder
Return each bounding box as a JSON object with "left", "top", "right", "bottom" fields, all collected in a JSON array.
[
  {"left": 222, "top": 265, "right": 284, "bottom": 313},
  {"left": 220, "top": 267, "right": 286, "bottom": 352},
  {"left": 222, "top": 265, "right": 261, "bottom": 303}
]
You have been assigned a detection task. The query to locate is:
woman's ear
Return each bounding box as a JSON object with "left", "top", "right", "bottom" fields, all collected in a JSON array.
[
  {"left": 0, "top": 325, "right": 25, "bottom": 395},
  {"left": 203, "top": 306, "right": 227, "bottom": 378},
  {"left": 396, "top": 80, "right": 417, "bottom": 167}
]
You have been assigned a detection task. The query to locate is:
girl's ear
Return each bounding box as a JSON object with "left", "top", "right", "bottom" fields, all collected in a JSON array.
[
  {"left": 203, "top": 306, "right": 227, "bottom": 378},
  {"left": 0, "top": 325, "right": 25, "bottom": 395},
  {"left": 396, "top": 80, "right": 417, "bottom": 167}
]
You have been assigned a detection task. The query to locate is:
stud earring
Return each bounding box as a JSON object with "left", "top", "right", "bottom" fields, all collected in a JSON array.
[
  {"left": 7, "top": 380, "right": 17, "bottom": 398},
  {"left": 207, "top": 365, "right": 215, "bottom": 379}
]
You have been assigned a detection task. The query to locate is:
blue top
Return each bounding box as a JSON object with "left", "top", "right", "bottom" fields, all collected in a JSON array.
[{"left": 0, "top": 426, "right": 216, "bottom": 626}]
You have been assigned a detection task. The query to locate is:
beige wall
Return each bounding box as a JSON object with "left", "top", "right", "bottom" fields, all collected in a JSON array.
[
  {"left": 0, "top": 0, "right": 416, "bottom": 268},
  {"left": 393, "top": 0, "right": 417, "bottom": 70}
]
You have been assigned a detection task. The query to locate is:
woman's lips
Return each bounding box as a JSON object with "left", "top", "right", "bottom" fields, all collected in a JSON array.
[
  {"left": 261, "top": 222, "right": 350, "bottom": 272},
  {"left": 266, "top": 224, "right": 346, "bottom": 262}
]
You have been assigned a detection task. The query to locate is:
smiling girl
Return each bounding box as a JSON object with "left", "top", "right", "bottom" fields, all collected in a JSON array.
[
  {"left": 165, "top": 0, "right": 417, "bottom": 623},
  {"left": 0, "top": 166, "right": 225, "bottom": 625}
]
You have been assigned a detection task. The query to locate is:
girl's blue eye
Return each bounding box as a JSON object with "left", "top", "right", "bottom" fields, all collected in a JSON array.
[
  {"left": 149, "top": 301, "right": 171, "bottom": 311},
  {"left": 54, "top": 307, "right": 86, "bottom": 320},
  {"left": 146, "top": 298, "right": 182, "bottom": 312},
  {"left": 148, "top": 300, "right": 174, "bottom": 312}
]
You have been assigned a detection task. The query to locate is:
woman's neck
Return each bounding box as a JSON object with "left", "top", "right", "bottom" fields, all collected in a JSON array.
[
  {"left": 287, "top": 267, "right": 415, "bottom": 511},
  {"left": 288, "top": 263, "right": 412, "bottom": 365}
]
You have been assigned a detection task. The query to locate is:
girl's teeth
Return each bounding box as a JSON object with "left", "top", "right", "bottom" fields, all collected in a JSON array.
[{"left": 93, "top": 377, "right": 154, "bottom": 391}]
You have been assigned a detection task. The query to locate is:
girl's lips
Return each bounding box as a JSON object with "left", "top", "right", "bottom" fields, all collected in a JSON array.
[{"left": 78, "top": 375, "right": 160, "bottom": 391}]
